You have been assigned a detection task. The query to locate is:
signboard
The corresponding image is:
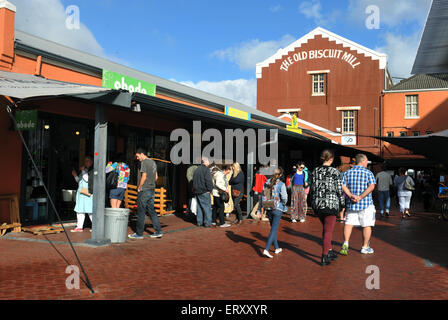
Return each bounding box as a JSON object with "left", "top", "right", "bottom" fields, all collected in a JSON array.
[
  {"left": 280, "top": 49, "right": 361, "bottom": 72},
  {"left": 15, "top": 110, "right": 37, "bottom": 130},
  {"left": 286, "top": 114, "right": 302, "bottom": 134},
  {"left": 224, "top": 106, "right": 251, "bottom": 121},
  {"left": 341, "top": 135, "right": 356, "bottom": 145},
  {"left": 102, "top": 69, "right": 156, "bottom": 96}
]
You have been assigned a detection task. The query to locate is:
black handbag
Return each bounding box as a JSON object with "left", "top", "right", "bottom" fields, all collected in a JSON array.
[
  {"left": 106, "top": 169, "right": 119, "bottom": 189},
  {"left": 220, "top": 190, "right": 230, "bottom": 203}
]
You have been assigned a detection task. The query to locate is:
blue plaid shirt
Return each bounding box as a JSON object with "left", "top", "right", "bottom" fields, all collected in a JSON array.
[{"left": 342, "top": 166, "right": 376, "bottom": 211}]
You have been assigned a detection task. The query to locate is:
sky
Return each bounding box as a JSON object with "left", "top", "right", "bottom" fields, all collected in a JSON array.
[{"left": 10, "top": 0, "right": 432, "bottom": 107}]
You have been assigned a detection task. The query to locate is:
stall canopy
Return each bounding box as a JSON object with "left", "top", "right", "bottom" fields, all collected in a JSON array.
[
  {"left": 0, "top": 70, "right": 132, "bottom": 108},
  {"left": 412, "top": 0, "right": 448, "bottom": 74},
  {"left": 375, "top": 130, "right": 448, "bottom": 165}
]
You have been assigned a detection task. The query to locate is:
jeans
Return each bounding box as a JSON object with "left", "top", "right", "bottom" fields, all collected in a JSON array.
[
  {"left": 377, "top": 191, "right": 390, "bottom": 215},
  {"left": 265, "top": 209, "right": 283, "bottom": 251},
  {"left": 136, "top": 189, "right": 162, "bottom": 236},
  {"left": 196, "top": 192, "right": 212, "bottom": 227},
  {"left": 233, "top": 192, "right": 244, "bottom": 221},
  {"left": 318, "top": 215, "right": 336, "bottom": 255},
  {"left": 213, "top": 196, "right": 225, "bottom": 225}
]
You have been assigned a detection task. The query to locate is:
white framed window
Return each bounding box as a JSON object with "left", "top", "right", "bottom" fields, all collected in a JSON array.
[
  {"left": 405, "top": 95, "right": 419, "bottom": 118},
  {"left": 342, "top": 110, "right": 355, "bottom": 134},
  {"left": 312, "top": 73, "right": 325, "bottom": 96},
  {"left": 413, "top": 131, "right": 420, "bottom": 136}
]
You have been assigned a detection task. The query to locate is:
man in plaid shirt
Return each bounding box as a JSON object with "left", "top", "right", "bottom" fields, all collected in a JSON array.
[{"left": 340, "top": 154, "right": 376, "bottom": 255}]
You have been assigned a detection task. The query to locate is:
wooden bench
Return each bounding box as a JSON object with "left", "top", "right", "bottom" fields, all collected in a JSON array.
[
  {"left": 124, "top": 184, "right": 175, "bottom": 216},
  {"left": 0, "top": 194, "right": 22, "bottom": 237}
]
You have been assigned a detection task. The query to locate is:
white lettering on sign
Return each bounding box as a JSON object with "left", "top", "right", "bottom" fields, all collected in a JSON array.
[{"left": 279, "top": 49, "right": 361, "bottom": 72}]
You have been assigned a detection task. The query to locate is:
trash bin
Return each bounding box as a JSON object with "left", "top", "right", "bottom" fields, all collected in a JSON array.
[{"left": 104, "top": 208, "right": 130, "bottom": 243}]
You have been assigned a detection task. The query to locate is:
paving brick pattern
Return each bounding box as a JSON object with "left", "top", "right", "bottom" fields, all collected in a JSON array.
[{"left": 0, "top": 205, "right": 447, "bottom": 300}]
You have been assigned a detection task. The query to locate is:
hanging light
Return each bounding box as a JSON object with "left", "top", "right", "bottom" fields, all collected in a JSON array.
[
  {"left": 44, "top": 124, "right": 50, "bottom": 130},
  {"left": 75, "top": 131, "right": 80, "bottom": 135}
]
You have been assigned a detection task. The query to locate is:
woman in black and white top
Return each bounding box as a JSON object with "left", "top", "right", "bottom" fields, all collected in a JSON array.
[{"left": 311, "top": 150, "right": 345, "bottom": 266}]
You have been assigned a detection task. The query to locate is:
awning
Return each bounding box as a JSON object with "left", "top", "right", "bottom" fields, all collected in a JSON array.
[
  {"left": 412, "top": 0, "right": 448, "bottom": 74},
  {"left": 375, "top": 130, "right": 448, "bottom": 165},
  {"left": 0, "top": 70, "right": 132, "bottom": 108},
  {"left": 135, "top": 93, "right": 383, "bottom": 162}
]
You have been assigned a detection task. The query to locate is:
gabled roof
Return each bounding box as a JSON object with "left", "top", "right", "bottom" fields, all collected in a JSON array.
[
  {"left": 384, "top": 73, "right": 448, "bottom": 92},
  {"left": 256, "top": 27, "right": 388, "bottom": 78}
]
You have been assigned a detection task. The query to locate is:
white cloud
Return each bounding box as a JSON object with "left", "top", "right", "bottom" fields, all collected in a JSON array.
[
  {"left": 269, "top": 5, "right": 282, "bottom": 13},
  {"left": 347, "top": 0, "right": 431, "bottom": 27},
  {"left": 375, "top": 31, "right": 421, "bottom": 78},
  {"left": 11, "top": 0, "right": 105, "bottom": 57},
  {"left": 299, "top": 0, "right": 323, "bottom": 22},
  {"left": 178, "top": 79, "right": 257, "bottom": 108},
  {"left": 211, "top": 34, "right": 295, "bottom": 70}
]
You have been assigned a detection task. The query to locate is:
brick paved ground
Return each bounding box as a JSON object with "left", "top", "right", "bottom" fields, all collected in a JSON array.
[{"left": 0, "top": 201, "right": 447, "bottom": 300}]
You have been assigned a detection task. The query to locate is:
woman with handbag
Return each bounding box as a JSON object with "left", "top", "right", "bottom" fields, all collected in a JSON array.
[
  {"left": 106, "top": 154, "right": 130, "bottom": 208},
  {"left": 71, "top": 156, "right": 94, "bottom": 232},
  {"left": 394, "top": 168, "right": 415, "bottom": 219},
  {"left": 259, "top": 167, "right": 287, "bottom": 258},
  {"left": 229, "top": 162, "right": 245, "bottom": 224},
  {"left": 211, "top": 164, "right": 232, "bottom": 228}
]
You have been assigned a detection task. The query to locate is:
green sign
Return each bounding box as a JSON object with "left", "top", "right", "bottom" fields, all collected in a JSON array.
[
  {"left": 102, "top": 69, "right": 156, "bottom": 96},
  {"left": 15, "top": 110, "right": 37, "bottom": 131}
]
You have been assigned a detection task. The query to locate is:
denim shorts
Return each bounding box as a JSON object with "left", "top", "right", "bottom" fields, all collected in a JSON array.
[{"left": 109, "top": 187, "right": 126, "bottom": 200}]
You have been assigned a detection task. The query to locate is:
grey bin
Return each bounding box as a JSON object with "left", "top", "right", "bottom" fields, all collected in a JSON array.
[{"left": 104, "top": 208, "right": 130, "bottom": 243}]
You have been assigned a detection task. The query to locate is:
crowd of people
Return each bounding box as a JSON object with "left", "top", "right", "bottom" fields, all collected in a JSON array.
[{"left": 69, "top": 146, "right": 434, "bottom": 266}]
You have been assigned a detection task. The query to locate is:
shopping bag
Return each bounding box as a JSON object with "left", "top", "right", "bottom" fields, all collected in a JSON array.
[{"left": 190, "top": 197, "right": 197, "bottom": 215}]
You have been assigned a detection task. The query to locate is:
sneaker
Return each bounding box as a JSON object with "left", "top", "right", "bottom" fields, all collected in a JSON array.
[
  {"left": 128, "top": 233, "right": 144, "bottom": 240},
  {"left": 263, "top": 249, "right": 273, "bottom": 259},
  {"left": 150, "top": 232, "right": 163, "bottom": 238},
  {"left": 275, "top": 248, "right": 283, "bottom": 254},
  {"left": 70, "top": 228, "right": 83, "bottom": 233},
  {"left": 219, "top": 223, "right": 231, "bottom": 228},
  {"left": 340, "top": 243, "right": 349, "bottom": 255},
  {"left": 292, "top": 219, "right": 297, "bottom": 223},
  {"left": 211, "top": 222, "right": 217, "bottom": 226},
  {"left": 361, "top": 247, "right": 374, "bottom": 254},
  {"left": 299, "top": 219, "right": 305, "bottom": 223}
]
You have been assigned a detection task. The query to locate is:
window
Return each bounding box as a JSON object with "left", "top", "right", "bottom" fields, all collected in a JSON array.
[
  {"left": 412, "top": 131, "right": 420, "bottom": 136},
  {"left": 312, "top": 74, "right": 325, "bottom": 95},
  {"left": 426, "top": 131, "right": 433, "bottom": 135},
  {"left": 387, "top": 132, "right": 394, "bottom": 137},
  {"left": 400, "top": 131, "right": 407, "bottom": 137},
  {"left": 405, "top": 95, "right": 419, "bottom": 118},
  {"left": 342, "top": 110, "right": 355, "bottom": 133}
]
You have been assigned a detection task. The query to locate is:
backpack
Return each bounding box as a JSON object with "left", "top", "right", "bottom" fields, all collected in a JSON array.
[{"left": 106, "top": 165, "right": 120, "bottom": 189}]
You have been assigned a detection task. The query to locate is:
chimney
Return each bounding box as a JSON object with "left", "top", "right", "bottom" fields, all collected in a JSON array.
[{"left": 0, "top": 0, "right": 16, "bottom": 70}]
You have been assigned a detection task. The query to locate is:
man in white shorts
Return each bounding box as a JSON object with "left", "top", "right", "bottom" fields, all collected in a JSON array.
[{"left": 340, "top": 154, "right": 376, "bottom": 255}]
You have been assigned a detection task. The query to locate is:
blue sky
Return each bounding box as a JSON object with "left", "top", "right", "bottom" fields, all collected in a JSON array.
[{"left": 11, "top": 0, "right": 432, "bottom": 107}]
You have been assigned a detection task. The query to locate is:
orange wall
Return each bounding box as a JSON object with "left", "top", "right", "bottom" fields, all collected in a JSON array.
[
  {"left": 383, "top": 90, "right": 448, "bottom": 158},
  {"left": 0, "top": 106, "right": 22, "bottom": 223}
]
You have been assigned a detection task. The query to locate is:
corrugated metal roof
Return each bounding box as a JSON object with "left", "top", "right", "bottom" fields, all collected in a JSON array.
[
  {"left": 412, "top": 0, "right": 448, "bottom": 74},
  {"left": 385, "top": 73, "right": 448, "bottom": 91},
  {"left": 14, "top": 30, "right": 289, "bottom": 127}
]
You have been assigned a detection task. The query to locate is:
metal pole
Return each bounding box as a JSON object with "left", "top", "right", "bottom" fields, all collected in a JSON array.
[
  {"left": 246, "top": 150, "right": 254, "bottom": 219},
  {"left": 86, "top": 104, "right": 111, "bottom": 246}
]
